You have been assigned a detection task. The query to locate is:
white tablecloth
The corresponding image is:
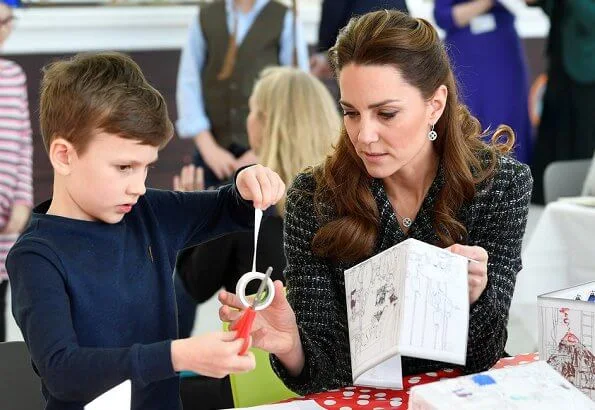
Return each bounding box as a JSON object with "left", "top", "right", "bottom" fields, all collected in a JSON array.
[{"left": 506, "top": 201, "right": 595, "bottom": 354}]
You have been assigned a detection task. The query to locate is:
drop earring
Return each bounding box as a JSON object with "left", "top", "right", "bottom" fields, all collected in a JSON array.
[{"left": 428, "top": 124, "right": 438, "bottom": 141}]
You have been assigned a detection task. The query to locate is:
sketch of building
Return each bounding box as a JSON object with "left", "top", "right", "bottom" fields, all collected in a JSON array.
[
  {"left": 540, "top": 305, "right": 595, "bottom": 399},
  {"left": 400, "top": 241, "right": 467, "bottom": 358}
]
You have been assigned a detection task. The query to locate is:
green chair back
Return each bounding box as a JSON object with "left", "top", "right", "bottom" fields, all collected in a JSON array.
[{"left": 224, "top": 323, "right": 298, "bottom": 407}]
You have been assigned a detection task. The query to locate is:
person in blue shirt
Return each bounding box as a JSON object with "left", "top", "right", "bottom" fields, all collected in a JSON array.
[
  {"left": 176, "top": 0, "right": 309, "bottom": 189},
  {"left": 6, "top": 52, "right": 285, "bottom": 410},
  {"left": 433, "top": 0, "right": 532, "bottom": 165}
]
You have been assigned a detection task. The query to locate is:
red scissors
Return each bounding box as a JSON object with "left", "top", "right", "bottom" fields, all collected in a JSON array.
[{"left": 232, "top": 266, "right": 274, "bottom": 355}]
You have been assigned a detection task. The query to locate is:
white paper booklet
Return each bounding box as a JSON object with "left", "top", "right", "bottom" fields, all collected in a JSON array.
[
  {"left": 85, "top": 380, "right": 131, "bottom": 410},
  {"left": 344, "top": 238, "right": 469, "bottom": 389},
  {"left": 408, "top": 361, "right": 595, "bottom": 410}
]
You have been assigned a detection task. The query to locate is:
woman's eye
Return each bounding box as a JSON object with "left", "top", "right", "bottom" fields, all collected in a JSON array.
[
  {"left": 379, "top": 112, "right": 397, "bottom": 119},
  {"left": 118, "top": 165, "right": 132, "bottom": 172},
  {"left": 342, "top": 111, "right": 358, "bottom": 118}
]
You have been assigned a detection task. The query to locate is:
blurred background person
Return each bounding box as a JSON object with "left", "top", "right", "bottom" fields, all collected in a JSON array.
[
  {"left": 434, "top": 0, "right": 532, "bottom": 165},
  {"left": 310, "top": 0, "right": 409, "bottom": 79},
  {"left": 176, "top": 0, "right": 309, "bottom": 190},
  {"left": 0, "top": 0, "right": 32, "bottom": 342},
  {"left": 526, "top": 0, "right": 595, "bottom": 204}
]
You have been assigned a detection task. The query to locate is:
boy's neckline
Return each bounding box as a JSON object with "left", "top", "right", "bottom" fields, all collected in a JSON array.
[{"left": 33, "top": 199, "right": 125, "bottom": 227}]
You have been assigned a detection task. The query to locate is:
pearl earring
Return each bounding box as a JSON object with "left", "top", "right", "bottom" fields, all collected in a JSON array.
[{"left": 428, "top": 124, "right": 438, "bottom": 141}]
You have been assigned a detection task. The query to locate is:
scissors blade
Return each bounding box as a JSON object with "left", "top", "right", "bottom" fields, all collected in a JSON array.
[{"left": 251, "top": 266, "right": 273, "bottom": 309}]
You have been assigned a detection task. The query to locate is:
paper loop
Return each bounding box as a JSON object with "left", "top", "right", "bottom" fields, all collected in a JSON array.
[{"left": 235, "top": 271, "right": 275, "bottom": 311}]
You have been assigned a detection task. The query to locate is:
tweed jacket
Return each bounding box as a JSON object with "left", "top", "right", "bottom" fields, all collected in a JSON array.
[{"left": 271, "top": 154, "right": 532, "bottom": 394}]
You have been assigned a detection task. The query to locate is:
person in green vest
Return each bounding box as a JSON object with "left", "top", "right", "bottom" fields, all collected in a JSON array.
[
  {"left": 176, "top": 0, "right": 309, "bottom": 189},
  {"left": 526, "top": 0, "right": 595, "bottom": 204}
]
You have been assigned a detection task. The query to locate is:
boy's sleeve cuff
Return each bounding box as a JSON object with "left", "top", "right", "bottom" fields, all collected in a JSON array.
[{"left": 134, "top": 340, "right": 177, "bottom": 387}]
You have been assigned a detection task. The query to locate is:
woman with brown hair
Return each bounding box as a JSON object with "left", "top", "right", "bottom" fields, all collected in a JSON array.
[{"left": 220, "top": 9, "right": 532, "bottom": 394}]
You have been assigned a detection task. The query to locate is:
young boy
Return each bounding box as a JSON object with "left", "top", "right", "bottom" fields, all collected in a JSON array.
[{"left": 6, "top": 52, "right": 284, "bottom": 410}]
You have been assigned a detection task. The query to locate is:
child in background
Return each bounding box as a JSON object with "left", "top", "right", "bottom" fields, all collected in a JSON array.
[
  {"left": 176, "top": 0, "right": 309, "bottom": 188},
  {"left": 0, "top": 1, "right": 32, "bottom": 342},
  {"left": 7, "top": 52, "right": 284, "bottom": 410},
  {"left": 175, "top": 66, "right": 340, "bottom": 310}
]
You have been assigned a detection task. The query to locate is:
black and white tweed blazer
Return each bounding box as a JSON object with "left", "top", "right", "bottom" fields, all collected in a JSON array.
[{"left": 271, "top": 154, "right": 533, "bottom": 395}]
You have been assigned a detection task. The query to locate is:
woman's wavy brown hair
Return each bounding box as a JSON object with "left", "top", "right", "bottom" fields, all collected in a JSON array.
[{"left": 312, "top": 10, "right": 514, "bottom": 263}]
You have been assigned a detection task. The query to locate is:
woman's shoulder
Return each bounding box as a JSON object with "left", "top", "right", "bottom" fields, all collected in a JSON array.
[
  {"left": 289, "top": 169, "right": 317, "bottom": 192},
  {"left": 286, "top": 170, "right": 317, "bottom": 211},
  {"left": 476, "top": 153, "right": 533, "bottom": 203},
  {"left": 285, "top": 168, "right": 337, "bottom": 226}
]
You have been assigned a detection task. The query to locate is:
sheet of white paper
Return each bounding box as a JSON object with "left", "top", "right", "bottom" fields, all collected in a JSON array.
[
  {"left": 354, "top": 354, "right": 403, "bottom": 389},
  {"left": 398, "top": 240, "right": 468, "bottom": 365},
  {"left": 225, "top": 399, "right": 325, "bottom": 409},
  {"left": 409, "top": 361, "right": 595, "bottom": 410},
  {"left": 84, "top": 380, "right": 131, "bottom": 410}
]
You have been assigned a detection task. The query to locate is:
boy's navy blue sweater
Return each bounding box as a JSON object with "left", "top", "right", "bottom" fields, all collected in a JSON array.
[{"left": 7, "top": 185, "right": 253, "bottom": 410}]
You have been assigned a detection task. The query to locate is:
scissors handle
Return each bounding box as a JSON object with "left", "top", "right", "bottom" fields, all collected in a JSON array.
[{"left": 232, "top": 307, "right": 256, "bottom": 355}]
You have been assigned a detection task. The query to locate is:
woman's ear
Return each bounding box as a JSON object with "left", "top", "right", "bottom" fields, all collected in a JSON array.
[
  {"left": 49, "top": 138, "right": 77, "bottom": 176},
  {"left": 428, "top": 84, "right": 448, "bottom": 125}
]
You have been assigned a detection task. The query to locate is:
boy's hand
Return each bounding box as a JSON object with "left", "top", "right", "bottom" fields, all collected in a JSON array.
[
  {"left": 171, "top": 331, "right": 256, "bottom": 378},
  {"left": 236, "top": 165, "right": 285, "bottom": 210}
]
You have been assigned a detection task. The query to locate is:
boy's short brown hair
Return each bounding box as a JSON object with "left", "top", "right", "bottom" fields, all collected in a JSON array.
[{"left": 40, "top": 52, "right": 174, "bottom": 155}]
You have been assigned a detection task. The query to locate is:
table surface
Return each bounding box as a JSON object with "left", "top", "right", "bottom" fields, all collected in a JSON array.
[
  {"left": 507, "top": 201, "right": 595, "bottom": 354},
  {"left": 294, "top": 353, "right": 540, "bottom": 409}
]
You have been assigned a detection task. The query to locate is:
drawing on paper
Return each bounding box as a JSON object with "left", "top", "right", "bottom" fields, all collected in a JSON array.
[
  {"left": 540, "top": 305, "right": 595, "bottom": 399},
  {"left": 345, "top": 238, "right": 468, "bottom": 375},
  {"left": 400, "top": 246, "right": 466, "bottom": 355},
  {"left": 346, "top": 249, "right": 401, "bottom": 368}
]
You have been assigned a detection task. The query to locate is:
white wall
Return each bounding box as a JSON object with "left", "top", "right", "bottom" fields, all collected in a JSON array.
[{"left": 4, "top": 1, "right": 548, "bottom": 55}]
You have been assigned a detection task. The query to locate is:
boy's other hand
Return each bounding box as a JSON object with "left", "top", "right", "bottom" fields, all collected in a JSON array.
[
  {"left": 194, "top": 130, "right": 238, "bottom": 180},
  {"left": 173, "top": 164, "right": 205, "bottom": 192},
  {"left": 236, "top": 165, "right": 285, "bottom": 210},
  {"left": 171, "top": 332, "right": 256, "bottom": 378}
]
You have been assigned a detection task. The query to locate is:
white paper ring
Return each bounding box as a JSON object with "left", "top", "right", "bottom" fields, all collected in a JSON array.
[{"left": 235, "top": 271, "right": 275, "bottom": 311}]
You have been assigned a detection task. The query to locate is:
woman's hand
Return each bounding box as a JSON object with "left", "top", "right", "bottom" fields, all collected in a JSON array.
[
  {"left": 446, "top": 244, "right": 488, "bottom": 304},
  {"left": 235, "top": 164, "right": 285, "bottom": 210},
  {"left": 218, "top": 280, "right": 300, "bottom": 357}
]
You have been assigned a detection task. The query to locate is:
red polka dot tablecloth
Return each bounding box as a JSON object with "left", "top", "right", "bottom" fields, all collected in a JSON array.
[{"left": 298, "top": 353, "right": 539, "bottom": 409}]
